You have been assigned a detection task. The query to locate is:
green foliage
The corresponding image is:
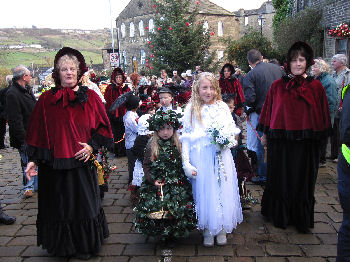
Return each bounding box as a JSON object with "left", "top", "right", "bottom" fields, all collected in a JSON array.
[
  {"left": 274, "top": 8, "right": 323, "bottom": 58},
  {"left": 272, "top": 0, "right": 291, "bottom": 31},
  {"left": 134, "top": 139, "right": 197, "bottom": 240},
  {"left": 224, "top": 29, "right": 281, "bottom": 72},
  {"left": 147, "top": 0, "right": 212, "bottom": 74},
  {"left": 0, "top": 68, "right": 12, "bottom": 89}
]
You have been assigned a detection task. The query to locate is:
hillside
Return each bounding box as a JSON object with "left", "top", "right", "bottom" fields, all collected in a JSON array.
[{"left": 0, "top": 28, "right": 113, "bottom": 69}]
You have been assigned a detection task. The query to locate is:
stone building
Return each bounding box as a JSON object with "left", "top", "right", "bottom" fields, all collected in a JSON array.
[
  {"left": 106, "top": 0, "right": 275, "bottom": 73},
  {"left": 234, "top": 1, "right": 275, "bottom": 41},
  {"left": 292, "top": 0, "right": 350, "bottom": 63}
]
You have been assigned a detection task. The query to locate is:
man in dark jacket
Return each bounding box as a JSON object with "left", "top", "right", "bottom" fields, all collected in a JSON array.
[
  {"left": 0, "top": 75, "right": 12, "bottom": 149},
  {"left": 6, "top": 65, "right": 37, "bottom": 198},
  {"left": 243, "top": 49, "right": 284, "bottom": 184}
]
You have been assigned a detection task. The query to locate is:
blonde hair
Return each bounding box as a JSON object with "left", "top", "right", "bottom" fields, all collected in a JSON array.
[
  {"left": 313, "top": 58, "right": 331, "bottom": 74},
  {"left": 189, "top": 72, "right": 222, "bottom": 125},
  {"left": 150, "top": 130, "right": 182, "bottom": 161}
]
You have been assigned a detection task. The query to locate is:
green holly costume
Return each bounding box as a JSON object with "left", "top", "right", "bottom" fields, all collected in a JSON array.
[{"left": 134, "top": 110, "right": 196, "bottom": 239}]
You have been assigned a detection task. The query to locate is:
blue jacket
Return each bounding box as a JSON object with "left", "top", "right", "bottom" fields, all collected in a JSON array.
[{"left": 316, "top": 72, "right": 337, "bottom": 125}]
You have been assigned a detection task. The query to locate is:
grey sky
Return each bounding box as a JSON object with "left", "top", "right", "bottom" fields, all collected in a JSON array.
[{"left": 0, "top": 0, "right": 267, "bottom": 30}]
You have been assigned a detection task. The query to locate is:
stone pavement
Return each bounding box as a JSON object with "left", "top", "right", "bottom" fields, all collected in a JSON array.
[{"left": 0, "top": 145, "right": 340, "bottom": 262}]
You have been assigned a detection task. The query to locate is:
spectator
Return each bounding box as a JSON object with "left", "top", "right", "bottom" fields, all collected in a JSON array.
[
  {"left": 0, "top": 75, "right": 12, "bottom": 149},
  {"left": 330, "top": 54, "right": 350, "bottom": 162},
  {"left": 311, "top": 58, "right": 337, "bottom": 167},
  {"left": 172, "top": 70, "right": 181, "bottom": 84},
  {"left": 243, "top": 49, "right": 284, "bottom": 184},
  {"left": 7, "top": 65, "right": 37, "bottom": 198}
]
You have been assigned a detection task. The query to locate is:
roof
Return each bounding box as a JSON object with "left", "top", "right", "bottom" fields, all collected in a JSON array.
[{"left": 234, "top": 1, "right": 275, "bottom": 16}]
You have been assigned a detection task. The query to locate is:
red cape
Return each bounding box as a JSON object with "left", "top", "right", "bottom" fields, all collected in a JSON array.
[
  {"left": 104, "top": 83, "right": 131, "bottom": 118},
  {"left": 26, "top": 86, "right": 113, "bottom": 169},
  {"left": 257, "top": 76, "right": 332, "bottom": 139}
]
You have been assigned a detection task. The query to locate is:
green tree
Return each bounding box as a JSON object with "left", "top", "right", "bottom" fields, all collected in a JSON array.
[
  {"left": 272, "top": 0, "right": 291, "bottom": 31},
  {"left": 274, "top": 8, "right": 323, "bottom": 58},
  {"left": 224, "top": 29, "right": 281, "bottom": 72},
  {"left": 146, "top": 0, "right": 214, "bottom": 75}
]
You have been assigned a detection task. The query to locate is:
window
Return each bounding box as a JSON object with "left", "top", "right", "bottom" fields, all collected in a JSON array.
[
  {"left": 140, "top": 49, "right": 146, "bottom": 64},
  {"left": 130, "top": 22, "right": 135, "bottom": 37},
  {"left": 218, "top": 21, "right": 223, "bottom": 37},
  {"left": 218, "top": 50, "right": 224, "bottom": 60},
  {"left": 149, "top": 19, "right": 154, "bottom": 33},
  {"left": 245, "top": 17, "right": 249, "bottom": 26},
  {"left": 139, "top": 20, "right": 145, "bottom": 36},
  {"left": 121, "top": 23, "right": 126, "bottom": 38},
  {"left": 336, "top": 39, "right": 349, "bottom": 55},
  {"left": 122, "top": 50, "right": 127, "bottom": 65},
  {"left": 203, "top": 21, "right": 209, "bottom": 32}
]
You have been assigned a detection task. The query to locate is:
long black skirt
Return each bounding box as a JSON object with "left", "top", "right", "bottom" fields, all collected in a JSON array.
[
  {"left": 261, "top": 138, "right": 320, "bottom": 232},
  {"left": 109, "top": 117, "right": 126, "bottom": 157},
  {"left": 36, "top": 163, "right": 109, "bottom": 256}
]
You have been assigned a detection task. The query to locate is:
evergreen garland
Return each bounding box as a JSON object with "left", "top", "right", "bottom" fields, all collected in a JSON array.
[{"left": 134, "top": 138, "right": 197, "bottom": 239}]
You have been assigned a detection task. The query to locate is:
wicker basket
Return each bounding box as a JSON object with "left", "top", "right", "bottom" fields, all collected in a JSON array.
[{"left": 147, "top": 185, "right": 170, "bottom": 220}]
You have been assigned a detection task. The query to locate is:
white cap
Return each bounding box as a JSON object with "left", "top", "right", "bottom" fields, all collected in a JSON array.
[{"left": 186, "top": 70, "right": 192, "bottom": 76}]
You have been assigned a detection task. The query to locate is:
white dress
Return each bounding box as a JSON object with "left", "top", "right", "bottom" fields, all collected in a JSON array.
[{"left": 180, "top": 101, "right": 243, "bottom": 236}]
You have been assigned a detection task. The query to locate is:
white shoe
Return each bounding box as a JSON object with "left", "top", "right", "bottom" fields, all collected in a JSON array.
[
  {"left": 216, "top": 229, "right": 227, "bottom": 246},
  {"left": 203, "top": 229, "right": 214, "bottom": 247}
]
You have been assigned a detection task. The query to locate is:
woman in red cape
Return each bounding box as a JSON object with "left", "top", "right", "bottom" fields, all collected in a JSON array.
[
  {"left": 25, "top": 47, "right": 113, "bottom": 259},
  {"left": 219, "top": 63, "right": 245, "bottom": 116},
  {"left": 104, "top": 67, "right": 131, "bottom": 157},
  {"left": 257, "top": 42, "right": 332, "bottom": 233}
]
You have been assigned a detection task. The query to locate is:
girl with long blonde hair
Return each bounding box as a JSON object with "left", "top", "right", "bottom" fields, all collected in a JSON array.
[{"left": 180, "top": 72, "right": 243, "bottom": 247}]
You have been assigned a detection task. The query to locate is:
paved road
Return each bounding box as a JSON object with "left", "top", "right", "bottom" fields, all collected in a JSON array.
[{"left": 0, "top": 145, "right": 339, "bottom": 262}]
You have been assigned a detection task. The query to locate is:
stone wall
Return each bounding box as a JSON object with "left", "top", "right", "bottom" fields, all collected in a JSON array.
[{"left": 292, "top": 0, "right": 350, "bottom": 63}]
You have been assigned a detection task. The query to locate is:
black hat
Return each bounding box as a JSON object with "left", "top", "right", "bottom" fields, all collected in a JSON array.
[
  {"left": 111, "top": 67, "right": 126, "bottom": 83},
  {"left": 287, "top": 41, "right": 314, "bottom": 73},
  {"left": 158, "top": 87, "right": 173, "bottom": 96},
  {"left": 125, "top": 95, "right": 141, "bottom": 110},
  {"left": 52, "top": 47, "right": 88, "bottom": 86}
]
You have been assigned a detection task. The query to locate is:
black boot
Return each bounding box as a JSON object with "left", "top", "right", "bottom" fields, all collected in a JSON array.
[{"left": 0, "top": 211, "right": 16, "bottom": 225}]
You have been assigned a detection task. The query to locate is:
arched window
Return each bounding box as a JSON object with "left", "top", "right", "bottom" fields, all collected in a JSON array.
[
  {"left": 140, "top": 49, "right": 146, "bottom": 64},
  {"left": 149, "top": 19, "right": 154, "bottom": 33},
  {"left": 121, "top": 23, "right": 126, "bottom": 38},
  {"left": 244, "top": 17, "right": 249, "bottom": 26},
  {"left": 218, "top": 21, "right": 223, "bottom": 37},
  {"left": 130, "top": 22, "right": 135, "bottom": 37},
  {"left": 139, "top": 20, "right": 145, "bottom": 36},
  {"left": 203, "top": 21, "right": 209, "bottom": 32}
]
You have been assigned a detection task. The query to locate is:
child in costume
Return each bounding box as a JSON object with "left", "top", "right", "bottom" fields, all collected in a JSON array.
[
  {"left": 180, "top": 72, "right": 243, "bottom": 247},
  {"left": 123, "top": 95, "right": 141, "bottom": 184},
  {"left": 134, "top": 110, "right": 196, "bottom": 242},
  {"left": 158, "top": 87, "right": 183, "bottom": 114}
]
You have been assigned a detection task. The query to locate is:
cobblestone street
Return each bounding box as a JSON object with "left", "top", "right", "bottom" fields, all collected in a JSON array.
[{"left": 0, "top": 144, "right": 340, "bottom": 262}]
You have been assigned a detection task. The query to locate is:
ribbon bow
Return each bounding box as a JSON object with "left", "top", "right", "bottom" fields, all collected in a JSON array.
[
  {"left": 54, "top": 87, "right": 77, "bottom": 107},
  {"left": 286, "top": 75, "right": 314, "bottom": 106}
]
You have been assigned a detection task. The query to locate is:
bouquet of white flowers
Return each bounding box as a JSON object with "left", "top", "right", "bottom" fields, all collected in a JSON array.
[{"left": 206, "top": 121, "right": 238, "bottom": 150}]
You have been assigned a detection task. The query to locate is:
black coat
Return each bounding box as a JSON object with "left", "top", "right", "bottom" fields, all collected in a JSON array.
[
  {"left": 243, "top": 61, "right": 284, "bottom": 115},
  {"left": 6, "top": 81, "right": 36, "bottom": 149},
  {"left": 0, "top": 86, "right": 9, "bottom": 119},
  {"left": 131, "top": 135, "right": 150, "bottom": 162}
]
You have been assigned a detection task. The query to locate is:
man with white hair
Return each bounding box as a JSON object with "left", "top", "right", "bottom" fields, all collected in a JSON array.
[
  {"left": 330, "top": 54, "right": 350, "bottom": 162},
  {"left": 6, "top": 65, "right": 37, "bottom": 198}
]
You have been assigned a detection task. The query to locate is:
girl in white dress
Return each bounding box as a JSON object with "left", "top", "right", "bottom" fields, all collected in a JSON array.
[{"left": 180, "top": 72, "right": 243, "bottom": 247}]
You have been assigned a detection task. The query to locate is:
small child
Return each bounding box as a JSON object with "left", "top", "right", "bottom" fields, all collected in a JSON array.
[
  {"left": 222, "top": 94, "right": 255, "bottom": 208},
  {"left": 123, "top": 95, "right": 141, "bottom": 184},
  {"left": 134, "top": 110, "right": 196, "bottom": 242},
  {"left": 158, "top": 87, "right": 183, "bottom": 114},
  {"left": 180, "top": 72, "right": 243, "bottom": 247}
]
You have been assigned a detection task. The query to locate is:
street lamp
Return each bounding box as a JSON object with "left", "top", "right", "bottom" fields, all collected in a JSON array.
[{"left": 257, "top": 14, "right": 265, "bottom": 36}]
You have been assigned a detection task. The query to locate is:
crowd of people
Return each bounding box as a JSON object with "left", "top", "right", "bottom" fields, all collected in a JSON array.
[{"left": 0, "top": 42, "right": 348, "bottom": 261}]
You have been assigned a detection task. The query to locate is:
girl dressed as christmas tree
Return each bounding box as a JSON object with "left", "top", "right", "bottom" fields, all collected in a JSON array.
[
  {"left": 180, "top": 72, "right": 243, "bottom": 247},
  {"left": 134, "top": 110, "right": 196, "bottom": 242}
]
